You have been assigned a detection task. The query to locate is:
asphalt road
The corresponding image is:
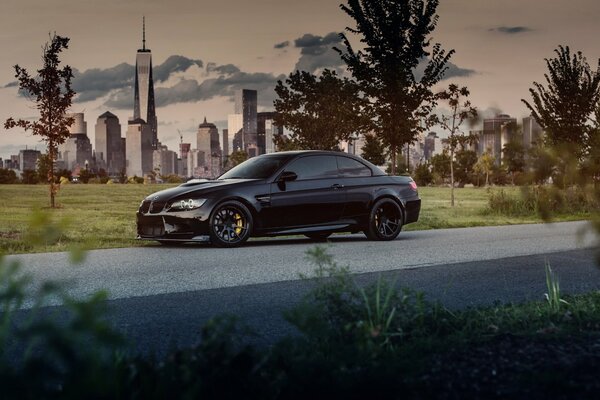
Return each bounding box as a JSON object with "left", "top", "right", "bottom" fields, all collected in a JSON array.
[{"left": 6, "top": 221, "right": 600, "bottom": 356}]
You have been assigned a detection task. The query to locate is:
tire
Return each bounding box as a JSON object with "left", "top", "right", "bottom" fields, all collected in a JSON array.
[
  {"left": 209, "top": 200, "right": 253, "bottom": 247},
  {"left": 364, "top": 198, "right": 403, "bottom": 241},
  {"left": 304, "top": 232, "right": 332, "bottom": 241}
]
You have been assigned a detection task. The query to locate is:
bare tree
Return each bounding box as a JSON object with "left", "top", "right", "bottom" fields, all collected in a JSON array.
[
  {"left": 434, "top": 84, "right": 477, "bottom": 206},
  {"left": 4, "top": 34, "right": 75, "bottom": 208}
]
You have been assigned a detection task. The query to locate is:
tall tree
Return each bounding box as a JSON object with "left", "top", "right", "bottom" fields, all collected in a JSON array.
[
  {"left": 360, "top": 133, "right": 386, "bottom": 165},
  {"left": 474, "top": 151, "right": 495, "bottom": 187},
  {"left": 430, "top": 152, "right": 450, "bottom": 182},
  {"left": 4, "top": 34, "right": 75, "bottom": 208},
  {"left": 454, "top": 149, "right": 477, "bottom": 186},
  {"left": 522, "top": 45, "right": 600, "bottom": 157},
  {"left": 274, "top": 69, "right": 369, "bottom": 150},
  {"left": 502, "top": 139, "right": 526, "bottom": 184},
  {"left": 434, "top": 84, "right": 477, "bottom": 205},
  {"left": 336, "top": 0, "right": 454, "bottom": 174}
]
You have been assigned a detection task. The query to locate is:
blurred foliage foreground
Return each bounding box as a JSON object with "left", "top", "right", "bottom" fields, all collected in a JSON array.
[{"left": 1, "top": 214, "right": 600, "bottom": 398}]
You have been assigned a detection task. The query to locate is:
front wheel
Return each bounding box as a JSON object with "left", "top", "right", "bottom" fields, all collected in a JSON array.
[
  {"left": 364, "top": 198, "right": 403, "bottom": 241},
  {"left": 209, "top": 200, "right": 253, "bottom": 247}
]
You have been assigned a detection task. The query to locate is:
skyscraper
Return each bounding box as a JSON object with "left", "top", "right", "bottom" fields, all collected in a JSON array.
[
  {"left": 479, "top": 114, "right": 517, "bottom": 164},
  {"left": 126, "top": 119, "right": 153, "bottom": 177},
  {"left": 197, "top": 117, "right": 222, "bottom": 178},
  {"left": 95, "top": 111, "right": 124, "bottom": 175},
  {"left": 257, "top": 112, "right": 283, "bottom": 154},
  {"left": 522, "top": 116, "right": 544, "bottom": 149},
  {"left": 133, "top": 17, "right": 158, "bottom": 149},
  {"left": 228, "top": 113, "right": 243, "bottom": 152},
  {"left": 59, "top": 113, "right": 93, "bottom": 171},
  {"left": 234, "top": 89, "right": 257, "bottom": 152}
]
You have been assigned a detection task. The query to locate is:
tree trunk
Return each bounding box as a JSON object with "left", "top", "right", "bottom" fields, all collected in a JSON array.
[
  {"left": 450, "top": 148, "right": 455, "bottom": 207},
  {"left": 390, "top": 146, "right": 396, "bottom": 175},
  {"left": 48, "top": 142, "right": 56, "bottom": 208}
]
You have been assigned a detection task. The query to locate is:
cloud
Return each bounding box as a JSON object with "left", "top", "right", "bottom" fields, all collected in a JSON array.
[
  {"left": 72, "top": 63, "right": 134, "bottom": 103},
  {"left": 274, "top": 41, "right": 290, "bottom": 49},
  {"left": 206, "top": 63, "right": 240, "bottom": 75},
  {"left": 489, "top": 26, "right": 533, "bottom": 34},
  {"left": 69, "top": 55, "right": 203, "bottom": 104},
  {"left": 153, "top": 55, "right": 203, "bottom": 82},
  {"left": 293, "top": 32, "right": 344, "bottom": 73},
  {"left": 411, "top": 59, "right": 476, "bottom": 82},
  {"left": 152, "top": 72, "right": 286, "bottom": 108},
  {"left": 442, "top": 61, "right": 476, "bottom": 80}
]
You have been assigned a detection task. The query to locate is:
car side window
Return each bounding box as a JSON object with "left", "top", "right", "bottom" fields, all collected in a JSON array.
[
  {"left": 337, "top": 156, "right": 372, "bottom": 177},
  {"left": 285, "top": 155, "right": 339, "bottom": 180}
]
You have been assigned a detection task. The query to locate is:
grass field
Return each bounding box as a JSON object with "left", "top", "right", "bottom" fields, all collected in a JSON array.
[{"left": 0, "top": 184, "right": 590, "bottom": 254}]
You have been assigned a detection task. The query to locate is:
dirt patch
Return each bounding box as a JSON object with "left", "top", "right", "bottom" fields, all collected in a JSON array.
[
  {"left": 418, "top": 333, "right": 600, "bottom": 399},
  {"left": 0, "top": 231, "right": 21, "bottom": 240}
]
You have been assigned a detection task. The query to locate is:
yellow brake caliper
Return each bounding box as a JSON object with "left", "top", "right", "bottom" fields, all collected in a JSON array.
[{"left": 234, "top": 213, "right": 243, "bottom": 235}]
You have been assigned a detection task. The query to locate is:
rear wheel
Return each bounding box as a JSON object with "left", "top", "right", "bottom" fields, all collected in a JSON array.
[
  {"left": 364, "top": 198, "right": 403, "bottom": 241},
  {"left": 304, "top": 232, "right": 332, "bottom": 241},
  {"left": 209, "top": 201, "right": 253, "bottom": 247}
]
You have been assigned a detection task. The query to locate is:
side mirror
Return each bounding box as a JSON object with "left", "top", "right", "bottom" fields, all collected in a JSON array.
[{"left": 278, "top": 171, "right": 298, "bottom": 182}]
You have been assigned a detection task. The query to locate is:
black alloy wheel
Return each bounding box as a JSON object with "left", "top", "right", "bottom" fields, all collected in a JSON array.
[
  {"left": 209, "top": 200, "right": 253, "bottom": 247},
  {"left": 304, "top": 232, "right": 332, "bottom": 241},
  {"left": 364, "top": 198, "right": 403, "bottom": 241}
]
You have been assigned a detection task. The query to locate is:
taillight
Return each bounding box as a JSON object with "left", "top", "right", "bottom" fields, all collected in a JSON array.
[{"left": 409, "top": 181, "right": 418, "bottom": 191}]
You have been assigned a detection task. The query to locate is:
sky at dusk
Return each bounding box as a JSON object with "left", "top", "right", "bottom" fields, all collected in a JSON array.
[{"left": 1, "top": 0, "right": 600, "bottom": 159}]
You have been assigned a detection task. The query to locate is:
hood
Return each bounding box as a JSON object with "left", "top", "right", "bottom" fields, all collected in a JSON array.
[{"left": 144, "top": 179, "right": 260, "bottom": 202}]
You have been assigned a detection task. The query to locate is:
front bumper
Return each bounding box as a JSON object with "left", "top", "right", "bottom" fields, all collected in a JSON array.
[{"left": 136, "top": 212, "right": 211, "bottom": 241}]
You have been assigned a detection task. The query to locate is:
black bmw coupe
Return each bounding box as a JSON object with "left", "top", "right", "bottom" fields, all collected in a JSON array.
[{"left": 137, "top": 150, "right": 421, "bottom": 247}]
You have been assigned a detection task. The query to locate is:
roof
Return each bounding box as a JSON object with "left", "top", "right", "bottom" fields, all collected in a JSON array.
[
  {"left": 198, "top": 117, "right": 216, "bottom": 129},
  {"left": 98, "top": 111, "right": 118, "bottom": 119}
]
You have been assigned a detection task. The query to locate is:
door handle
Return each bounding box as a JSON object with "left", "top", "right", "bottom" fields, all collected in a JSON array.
[{"left": 331, "top": 183, "right": 345, "bottom": 189}]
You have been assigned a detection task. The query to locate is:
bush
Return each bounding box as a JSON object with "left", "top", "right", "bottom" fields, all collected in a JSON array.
[
  {"left": 413, "top": 163, "right": 433, "bottom": 186},
  {"left": 127, "top": 176, "right": 144, "bottom": 184},
  {"left": 0, "top": 168, "right": 18, "bottom": 184},
  {"left": 487, "top": 185, "right": 599, "bottom": 218}
]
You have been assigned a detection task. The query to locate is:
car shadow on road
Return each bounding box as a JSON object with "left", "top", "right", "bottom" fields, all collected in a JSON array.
[{"left": 145, "top": 232, "right": 420, "bottom": 250}]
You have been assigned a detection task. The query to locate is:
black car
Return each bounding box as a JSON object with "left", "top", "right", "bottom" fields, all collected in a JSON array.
[{"left": 137, "top": 151, "right": 421, "bottom": 247}]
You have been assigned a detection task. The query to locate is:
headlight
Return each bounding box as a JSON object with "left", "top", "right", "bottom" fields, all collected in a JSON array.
[{"left": 168, "top": 198, "right": 207, "bottom": 211}]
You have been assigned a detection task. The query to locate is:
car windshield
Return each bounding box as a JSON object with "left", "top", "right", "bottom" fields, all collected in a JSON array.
[{"left": 218, "top": 154, "right": 293, "bottom": 180}]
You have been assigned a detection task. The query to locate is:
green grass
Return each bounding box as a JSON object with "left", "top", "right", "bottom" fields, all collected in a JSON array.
[
  {"left": 0, "top": 184, "right": 591, "bottom": 254},
  {"left": 0, "top": 184, "right": 177, "bottom": 254}
]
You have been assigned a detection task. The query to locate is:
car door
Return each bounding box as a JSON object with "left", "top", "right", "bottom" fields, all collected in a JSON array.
[
  {"left": 268, "top": 155, "right": 346, "bottom": 228},
  {"left": 337, "top": 156, "right": 374, "bottom": 221}
]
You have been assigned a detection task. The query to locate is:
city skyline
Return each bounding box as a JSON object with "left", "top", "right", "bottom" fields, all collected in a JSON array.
[{"left": 2, "top": 0, "right": 600, "bottom": 159}]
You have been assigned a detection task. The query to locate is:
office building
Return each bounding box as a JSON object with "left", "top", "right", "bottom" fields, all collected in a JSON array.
[
  {"left": 222, "top": 129, "right": 229, "bottom": 159},
  {"left": 197, "top": 117, "right": 222, "bottom": 177},
  {"left": 257, "top": 112, "right": 283, "bottom": 154},
  {"left": 60, "top": 113, "right": 93, "bottom": 171},
  {"left": 234, "top": 89, "right": 257, "bottom": 153},
  {"left": 227, "top": 114, "right": 243, "bottom": 153},
  {"left": 95, "top": 111, "right": 124, "bottom": 175},
  {"left": 18, "top": 149, "right": 41, "bottom": 172},
  {"left": 153, "top": 145, "right": 177, "bottom": 176},
  {"left": 126, "top": 119, "right": 153, "bottom": 177},
  {"left": 523, "top": 116, "right": 544, "bottom": 148},
  {"left": 479, "top": 114, "right": 517, "bottom": 164}
]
